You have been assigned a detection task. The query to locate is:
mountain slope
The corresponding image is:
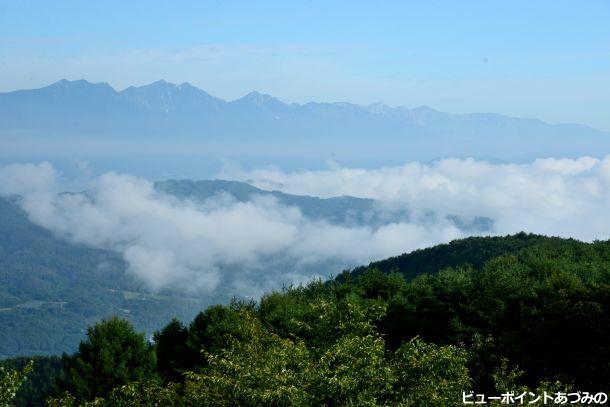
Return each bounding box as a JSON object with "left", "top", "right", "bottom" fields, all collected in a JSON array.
[{"left": 0, "top": 196, "right": 207, "bottom": 359}]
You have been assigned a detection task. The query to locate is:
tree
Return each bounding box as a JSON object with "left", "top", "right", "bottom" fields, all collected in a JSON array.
[
  {"left": 58, "top": 317, "right": 157, "bottom": 401},
  {"left": 44, "top": 235, "right": 610, "bottom": 404},
  {"left": 0, "top": 361, "right": 31, "bottom": 407},
  {"left": 391, "top": 338, "right": 471, "bottom": 406},
  {"left": 0, "top": 355, "right": 62, "bottom": 406},
  {"left": 47, "top": 381, "right": 183, "bottom": 407},
  {"left": 186, "top": 303, "right": 247, "bottom": 367},
  {"left": 153, "top": 318, "right": 190, "bottom": 384},
  {"left": 184, "top": 310, "right": 312, "bottom": 406}
]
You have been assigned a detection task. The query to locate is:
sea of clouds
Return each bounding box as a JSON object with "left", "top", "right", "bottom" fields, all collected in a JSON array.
[{"left": 1, "top": 156, "right": 610, "bottom": 296}]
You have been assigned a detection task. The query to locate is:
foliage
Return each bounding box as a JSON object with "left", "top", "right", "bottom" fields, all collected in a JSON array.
[
  {"left": 184, "top": 310, "right": 312, "bottom": 406},
  {"left": 56, "top": 317, "right": 157, "bottom": 402},
  {"left": 16, "top": 233, "right": 610, "bottom": 405},
  {"left": 0, "top": 361, "right": 31, "bottom": 407},
  {"left": 391, "top": 338, "right": 471, "bottom": 406},
  {"left": 47, "top": 381, "right": 182, "bottom": 407},
  {"left": 0, "top": 356, "right": 62, "bottom": 407},
  {"left": 145, "top": 234, "right": 610, "bottom": 404},
  {"left": 53, "top": 302, "right": 472, "bottom": 406},
  {"left": 152, "top": 319, "right": 190, "bottom": 384}
]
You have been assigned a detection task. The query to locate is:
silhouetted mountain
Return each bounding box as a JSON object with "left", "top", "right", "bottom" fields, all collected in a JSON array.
[
  {"left": 121, "top": 80, "right": 225, "bottom": 113},
  {"left": 1, "top": 79, "right": 608, "bottom": 159},
  {"left": 154, "top": 179, "right": 492, "bottom": 230},
  {"left": 156, "top": 179, "right": 382, "bottom": 226}
]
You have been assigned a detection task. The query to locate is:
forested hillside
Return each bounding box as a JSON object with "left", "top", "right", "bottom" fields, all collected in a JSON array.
[
  {"left": 0, "top": 180, "right": 493, "bottom": 358},
  {"left": 3, "top": 233, "right": 608, "bottom": 406},
  {"left": 0, "top": 196, "right": 207, "bottom": 358},
  {"left": 349, "top": 232, "right": 570, "bottom": 279}
]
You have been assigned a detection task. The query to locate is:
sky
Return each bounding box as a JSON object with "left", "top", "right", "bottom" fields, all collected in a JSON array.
[{"left": 0, "top": 1, "right": 609, "bottom": 130}]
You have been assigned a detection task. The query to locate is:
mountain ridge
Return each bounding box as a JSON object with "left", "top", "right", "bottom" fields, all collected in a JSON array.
[
  {"left": 2, "top": 79, "right": 609, "bottom": 161},
  {"left": 1, "top": 78, "right": 601, "bottom": 130}
]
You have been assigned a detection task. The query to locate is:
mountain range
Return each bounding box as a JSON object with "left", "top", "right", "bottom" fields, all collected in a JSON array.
[{"left": 1, "top": 79, "right": 609, "bottom": 161}]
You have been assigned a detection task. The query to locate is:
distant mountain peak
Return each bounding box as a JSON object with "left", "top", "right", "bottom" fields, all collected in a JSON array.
[
  {"left": 177, "top": 82, "right": 195, "bottom": 90},
  {"left": 41, "top": 79, "right": 117, "bottom": 97},
  {"left": 117, "top": 80, "right": 224, "bottom": 113},
  {"left": 366, "top": 102, "right": 392, "bottom": 113},
  {"left": 412, "top": 105, "right": 438, "bottom": 113},
  {"left": 331, "top": 101, "right": 363, "bottom": 111},
  {"left": 233, "top": 91, "right": 285, "bottom": 106},
  {"left": 48, "top": 78, "right": 112, "bottom": 90},
  {"left": 149, "top": 79, "right": 171, "bottom": 86},
  {"left": 50, "top": 78, "right": 72, "bottom": 86},
  {"left": 142, "top": 80, "right": 212, "bottom": 94},
  {"left": 51, "top": 78, "right": 89, "bottom": 86},
  {"left": 137, "top": 79, "right": 180, "bottom": 91}
]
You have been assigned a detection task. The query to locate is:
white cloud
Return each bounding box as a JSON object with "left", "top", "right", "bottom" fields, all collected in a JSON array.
[
  {"left": 0, "top": 163, "right": 462, "bottom": 295},
  {"left": 3, "top": 157, "right": 610, "bottom": 297},
  {"left": 0, "top": 162, "right": 58, "bottom": 197},
  {"left": 221, "top": 156, "right": 610, "bottom": 242}
]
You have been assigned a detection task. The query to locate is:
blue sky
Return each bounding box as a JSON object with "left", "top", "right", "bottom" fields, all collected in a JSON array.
[{"left": 1, "top": 0, "right": 609, "bottom": 130}]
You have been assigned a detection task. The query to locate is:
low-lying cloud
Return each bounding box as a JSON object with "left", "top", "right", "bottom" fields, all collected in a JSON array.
[
  {"left": 0, "top": 162, "right": 461, "bottom": 295},
  {"left": 222, "top": 156, "right": 610, "bottom": 241},
  {"left": 2, "top": 156, "right": 610, "bottom": 296}
]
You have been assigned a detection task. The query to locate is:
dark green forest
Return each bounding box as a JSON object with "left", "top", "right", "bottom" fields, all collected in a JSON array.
[{"left": 2, "top": 233, "right": 609, "bottom": 406}]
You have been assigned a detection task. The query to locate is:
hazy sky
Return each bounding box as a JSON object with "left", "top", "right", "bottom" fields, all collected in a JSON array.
[{"left": 1, "top": 1, "right": 609, "bottom": 130}]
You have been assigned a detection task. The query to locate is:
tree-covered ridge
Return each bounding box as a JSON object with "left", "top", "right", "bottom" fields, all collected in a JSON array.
[
  {"left": 349, "top": 232, "right": 578, "bottom": 280},
  {"left": 6, "top": 233, "right": 610, "bottom": 405}
]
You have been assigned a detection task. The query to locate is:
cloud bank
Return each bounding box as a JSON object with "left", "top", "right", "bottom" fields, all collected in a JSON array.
[
  {"left": 2, "top": 156, "right": 610, "bottom": 296},
  {"left": 0, "top": 162, "right": 461, "bottom": 295},
  {"left": 222, "top": 156, "right": 610, "bottom": 242}
]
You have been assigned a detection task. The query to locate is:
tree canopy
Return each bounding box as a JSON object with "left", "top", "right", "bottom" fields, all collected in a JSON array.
[
  {"left": 57, "top": 317, "right": 157, "bottom": 402},
  {"left": 7, "top": 234, "right": 610, "bottom": 405}
]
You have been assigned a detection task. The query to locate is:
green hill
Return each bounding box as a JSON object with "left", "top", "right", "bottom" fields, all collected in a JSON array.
[
  {"left": 348, "top": 232, "right": 578, "bottom": 280},
  {"left": 0, "top": 196, "right": 207, "bottom": 359},
  {"left": 4, "top": 233, "right": 610, "bottom": 405}
]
